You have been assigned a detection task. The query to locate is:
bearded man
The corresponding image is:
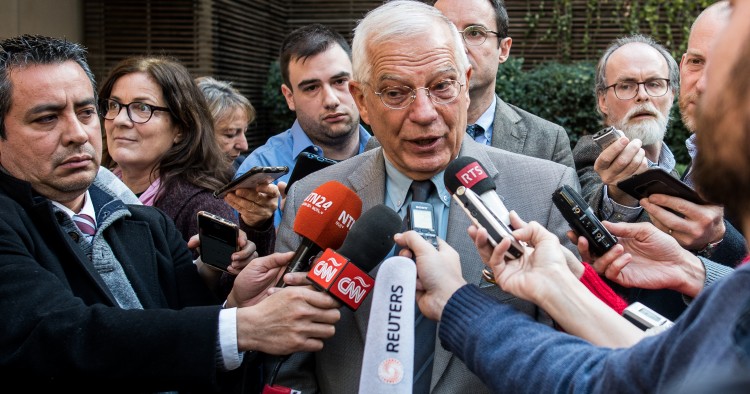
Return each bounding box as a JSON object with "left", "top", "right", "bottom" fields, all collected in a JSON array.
[
  {"left": 573, "top": 34, "right": 678, "bottom": 224},
  {"left": 571, "top": 33, "right": 740, "bottom": 321}
]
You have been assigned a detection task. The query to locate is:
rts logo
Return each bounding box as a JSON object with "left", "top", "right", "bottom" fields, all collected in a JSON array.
[{"left": 456, "top": 162, "right": 487, "bottom": 189}]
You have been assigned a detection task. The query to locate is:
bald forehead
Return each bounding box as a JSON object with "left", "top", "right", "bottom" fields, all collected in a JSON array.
[
  {"left": 607, "top": 42, "right": 668, "bottom": 76},
  {"left": 689, "top": 3, "right": 729, "bottom": 47}
]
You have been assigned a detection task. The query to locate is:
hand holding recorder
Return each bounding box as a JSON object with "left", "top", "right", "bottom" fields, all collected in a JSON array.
[{"left": 590, "top": 127, "right": 650, "bottom": 206}]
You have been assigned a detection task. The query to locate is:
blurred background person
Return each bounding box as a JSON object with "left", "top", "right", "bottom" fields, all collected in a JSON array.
[{"left": 196, "top": 75, "right": 255, "bottom": 171}]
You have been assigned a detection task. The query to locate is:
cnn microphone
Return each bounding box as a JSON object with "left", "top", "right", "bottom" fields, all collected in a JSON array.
[
  {"left": 444, "top": 156, "right": 510, "bottom": 225},
  {"left": 358, "top": 256, "right": 416, "bottom": 393},
  {"left": 276, "top": 180, "right": 362, "bottom": 287},
  {"left": 306, "top": 204, "right": 402, "bottom": 310}
]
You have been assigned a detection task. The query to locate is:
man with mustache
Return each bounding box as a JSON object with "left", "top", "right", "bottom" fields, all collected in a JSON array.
[
  {"left": 235, "top": 24, "right": 371, "bottom": 227},
  {"left": 574, "top": 34, "right": 678, "bottom": 224},
  {"left": 573, "top": 32, "right": 745, "bottom": 320}
]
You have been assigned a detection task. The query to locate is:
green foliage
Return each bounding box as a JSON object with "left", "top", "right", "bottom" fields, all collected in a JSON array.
[
  {"left": 525, "top": 0, "right": 718, "bottom": 60},
  {"left": 496, "top": 57, "right": 599, "bottom": 147},
  {"left": 496, "top": 57, "right": 691, "bottom": 164},
  {"left": 262, "top": 60, "right": 296, "bottom": 133}
]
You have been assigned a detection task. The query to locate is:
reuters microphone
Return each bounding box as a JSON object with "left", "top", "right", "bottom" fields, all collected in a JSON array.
[
  {"left": 306, "top": 204, "right": 401, "bottom": 310},
  {"left": 444, "top": 156, "right": 511, "bottom": 225},
  {"left": 359, "top": 256, "right": 416, "bottom": 393},
  {"left": 276, "top": 180, "right": 362, "bottom": 287}
]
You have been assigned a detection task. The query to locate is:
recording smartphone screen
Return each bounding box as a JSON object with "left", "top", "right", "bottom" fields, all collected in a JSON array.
[
  {"left": 197, "top": 211, "right": 239, "bottom": 272},
  {"left": 213, "top": 166, "right": 288, "bottom": 199},
  {"left": 408, "top": 202, "right": 438, "bottom": 248}
]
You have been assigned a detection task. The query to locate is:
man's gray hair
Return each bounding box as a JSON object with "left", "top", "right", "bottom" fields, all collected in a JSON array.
[
  {"left": 594, "top": 34, "right": 679, "bottom": 115},
  {"left": 352, "top": 0, "right": 470, "bottom": 86}
]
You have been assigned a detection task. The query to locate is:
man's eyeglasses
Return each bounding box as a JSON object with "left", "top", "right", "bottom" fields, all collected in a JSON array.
[
  {"left": 373, "top": 79, "right": 464, "bottom": 110},
  {"left": 458, "top": 25, "right": 499, "bottom": 46},
  {"left": 603, "top": 78, "right": 671, "bottom": 100},
  {"left": 100, "top": 99, "right": 171, "bottom": 124}
]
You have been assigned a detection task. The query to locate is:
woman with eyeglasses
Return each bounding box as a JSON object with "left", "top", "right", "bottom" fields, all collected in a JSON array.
[{"left": 98, "top": 56, "right": 275, "bottom": 275}]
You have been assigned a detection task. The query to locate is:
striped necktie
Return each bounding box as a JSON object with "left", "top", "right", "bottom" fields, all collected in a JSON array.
[{"left": 73, "top": 213, "right": 96, "bottom": 236}]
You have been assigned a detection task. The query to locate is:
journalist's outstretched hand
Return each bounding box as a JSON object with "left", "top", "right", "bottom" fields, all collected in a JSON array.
[
  {"left": 471, "top": 215, "right": 643, "bottom": 347},
  {"left": 225, "top": 251, "right": 293, "bottom": 307},
  {"left": 393, "top": 231, "right": 466, "bottom": 321},
  {"left": 584, "top": 220, "right": 707, "bottom": 298},
  {"left": 234, "top": 284, "right": 342, "bottom": 355}
]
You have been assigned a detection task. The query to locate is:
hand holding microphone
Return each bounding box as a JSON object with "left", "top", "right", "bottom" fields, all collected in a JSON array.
[
  {"left": 277, "top": 180, "right": 362, "bottom": 287},
  {"left": 266, "top": 204, "right": 402, "bottom": 391},
  {"left": 393, "top": 231, "right": 466, "bottom": 322},
  {"left": 444, "top": 156, "right": 510, "bottom": 225}
]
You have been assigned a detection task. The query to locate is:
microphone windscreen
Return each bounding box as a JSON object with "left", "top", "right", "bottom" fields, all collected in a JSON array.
[
  {"left": 359, "top": 256, "right": 416, "bottom": 393},
  {"left": 293, "top": 180, "right": 362, "bottom": 250},
  {"left": 443, "top": 156, "right": 495, "bottom": 195},
  {"left": 337, "top": 204, "right": 402, "bottom": 272}
]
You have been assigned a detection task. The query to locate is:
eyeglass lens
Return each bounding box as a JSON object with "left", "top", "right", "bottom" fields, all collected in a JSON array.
[
  {"left": 377, "top": 80, "right": 462, "bottom": 109},
  {"left": 613, "top": 79, "right": 669, "bottom": 100},
  {"left": 102, "top": 100, "right": 156, "bottom": 123},
  {"left": 461, "top": 26, "right": 492, "bottom": 46}
]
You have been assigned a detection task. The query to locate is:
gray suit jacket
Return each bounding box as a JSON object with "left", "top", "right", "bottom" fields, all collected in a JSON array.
[
  {"left": 271, "top": 138, "right": 580, "bottom": 393},
  {"left": 491, "top": 96, "right": 575, "bottom": 170}
]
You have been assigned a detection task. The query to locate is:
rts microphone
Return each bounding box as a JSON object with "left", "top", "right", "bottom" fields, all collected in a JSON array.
[
  {"left": 276, "top": 180, "right": 362, "bottom": 287},
  {"left": 358, "top": 256, "right": 416, "bottom": 393},
  {"left": 306, "top": 204, "right": 402, "bottom": 310},
  {"left": 444, "top": 156, "right": 510, "bottom": 225}
]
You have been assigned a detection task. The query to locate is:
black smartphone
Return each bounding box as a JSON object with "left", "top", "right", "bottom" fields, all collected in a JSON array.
[
  {"left": 552, "top": 185, "right": 617, "bottom": 256},
  {"left": 213, "top": 165, "right": 289, "bottom": 199},
  {"left": 286, "top": 152, "right": 337, "bottom": 192},
  {"left": 453, "top": 186, "right": 524, "bottom": 260},
  {"left": 407, "top": 201, "right": 439, "bottom": 248},
  {"left": 592, "top": 126, "right": 625, "bottom": 150},
  {"left": 616, "top": 168, "right": 706, "bottom": 205},
  {"left": 197, "top": 211, "right": 239, "bottom": 272}
]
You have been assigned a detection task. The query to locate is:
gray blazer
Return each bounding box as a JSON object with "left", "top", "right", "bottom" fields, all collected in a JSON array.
[
  {"left": 491, "top": 96, "right": 575, "bottom": 170},
  {"left": 271, "top": 138, "right": 581, "bottom": 393}
]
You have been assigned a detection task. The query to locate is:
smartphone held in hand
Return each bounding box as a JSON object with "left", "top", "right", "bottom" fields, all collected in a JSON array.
[
  {"left": 213, "top": 166, "right": 288, "bottom": 199},
  {"left": 197, "top": 211, "right": 239, "bottom": 272}
]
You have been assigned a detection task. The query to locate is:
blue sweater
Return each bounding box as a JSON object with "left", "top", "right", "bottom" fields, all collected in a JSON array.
[{"left": 440, "top": 264, "right": 750, "bottom": 393}]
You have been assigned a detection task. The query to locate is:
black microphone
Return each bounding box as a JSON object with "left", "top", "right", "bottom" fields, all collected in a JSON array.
[
  {"left": 306, "top": 204, "right": 403, "bottom": 309},
  {"left": 444, "top": 156, "right": 510, "bottom": 225}
]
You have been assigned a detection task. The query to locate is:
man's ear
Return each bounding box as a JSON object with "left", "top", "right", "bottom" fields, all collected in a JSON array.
[
  {"left": 349, "top": 81, "right": 370, "bottom": 125},
  {"left": 597, "top": 92, "right": 609, "bottom": 118},
  {"left": 498, "top": 37, "right": 512, "bottom": 64},
  {"left": 281, "top": 84, "right": 295, "bottom": 112}
]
